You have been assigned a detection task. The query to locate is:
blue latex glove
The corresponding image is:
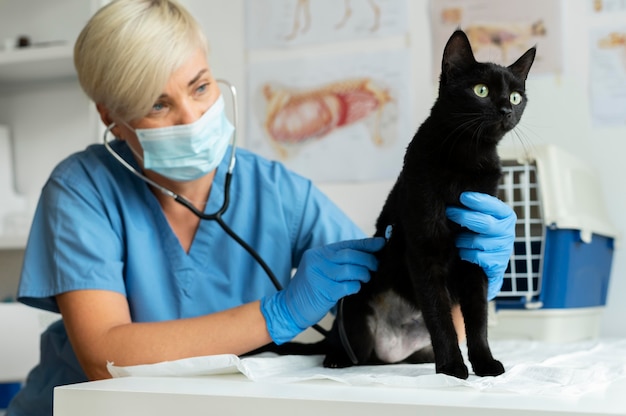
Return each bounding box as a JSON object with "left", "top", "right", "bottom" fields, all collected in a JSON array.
[
  {"left": 260, "top": 237, "right": 385, "bottom": 344},
  {"left": 446, "top": 192, "right": 516, "bottom": 301}
]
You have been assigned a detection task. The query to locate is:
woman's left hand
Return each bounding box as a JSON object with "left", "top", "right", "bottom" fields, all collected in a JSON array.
[{"left": 446, "top": 191, "right": 516, "bottom": 300}]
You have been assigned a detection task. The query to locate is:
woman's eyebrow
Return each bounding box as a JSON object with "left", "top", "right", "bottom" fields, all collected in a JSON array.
[
  {"left": 188, "top": 68, "right": 209, "bottom": 87},
  {"left": 155, "top": 69, "right": 210, "bottom": 100}
]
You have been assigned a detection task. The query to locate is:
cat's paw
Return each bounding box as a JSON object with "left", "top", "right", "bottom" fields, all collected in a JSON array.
[
  {"left": 436, "top": 362, "right": 469, "bottom": 379},
  {"left": 472, "top": 359, "right": 505, "bottom": 377},
  {"left": 323, "top": 352, "right": 355, "bottom": 369}
]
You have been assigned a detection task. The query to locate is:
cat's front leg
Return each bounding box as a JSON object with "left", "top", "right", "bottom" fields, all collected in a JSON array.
[{"left": 455, "top": 259, "right": 505, "bottom": 377}]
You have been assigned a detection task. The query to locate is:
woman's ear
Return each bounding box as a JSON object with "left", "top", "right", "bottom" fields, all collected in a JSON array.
[
  {"left": 96, "top": 103, "right": 112, "bottom": 126},
  {"left": 96, "top": 104, "right": 123, "bottom": 138}
]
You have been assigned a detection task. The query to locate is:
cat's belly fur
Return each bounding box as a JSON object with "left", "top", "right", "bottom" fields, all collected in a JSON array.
[{"left": 366, "top": 289, "right": 431, "bottom": 363}]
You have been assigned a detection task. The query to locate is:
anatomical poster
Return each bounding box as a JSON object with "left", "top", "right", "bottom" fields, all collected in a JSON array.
[
  {"left": 429, "top": 0, "right": 563, "bottom": 78},
  {"left": 245, "top": 0, "right": 409, "bottom": 49},
  {"left": 588, "top": 0, "right": 626, "bottom": 127},
  {"left": 246, "top": 48, "right": 412, "bottom": 183},
  {"left": 590, "top": 0, "right": 626, "bottom": 13}
]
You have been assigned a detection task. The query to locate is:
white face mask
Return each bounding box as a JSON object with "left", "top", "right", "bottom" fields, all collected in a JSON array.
[{"left": 130, "top": 94, "right": 234, "bottom": 181}]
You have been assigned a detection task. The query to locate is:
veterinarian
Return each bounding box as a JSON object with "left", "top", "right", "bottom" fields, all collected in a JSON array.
[{"left": 6, "top": 1, "right": 516, "bottom": 415}]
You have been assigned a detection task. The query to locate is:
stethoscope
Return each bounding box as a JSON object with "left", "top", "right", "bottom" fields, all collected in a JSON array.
[{"left": 103, "top": 79, "right": 329, "bottom": 339}]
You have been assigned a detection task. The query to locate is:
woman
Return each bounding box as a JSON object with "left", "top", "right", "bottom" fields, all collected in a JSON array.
[{"left": 7, "top": 1, "right": 515, "bottom": 415}]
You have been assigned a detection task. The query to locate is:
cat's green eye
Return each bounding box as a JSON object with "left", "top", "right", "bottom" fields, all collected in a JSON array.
[
  {"left": 510, "top": 91, "right": 523, "bottom": 105},
  {"left": 473, "top": 84, "right": 489, "bottom": 98}
]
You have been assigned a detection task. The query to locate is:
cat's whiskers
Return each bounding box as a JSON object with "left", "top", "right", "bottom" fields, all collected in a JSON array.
[{"left": 505, "top": 123, "right": 538, "bottom": 160}]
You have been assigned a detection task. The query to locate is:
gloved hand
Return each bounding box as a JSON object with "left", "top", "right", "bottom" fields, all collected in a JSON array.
[
  {"left": 446, "top": 191, "right": 516, "bottom": 301},
  {"left": 260, "top": 237, "right": 385, "bottom": 344}
]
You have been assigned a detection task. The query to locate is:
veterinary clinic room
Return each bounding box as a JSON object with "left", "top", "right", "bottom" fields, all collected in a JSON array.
[{"left": 1, "top": 0, "right": 626, "bottom": 414}]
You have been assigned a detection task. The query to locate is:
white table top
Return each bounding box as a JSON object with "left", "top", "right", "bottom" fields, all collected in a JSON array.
[{"left": 54, "top": 372, "right": 626, "bottom": 416}]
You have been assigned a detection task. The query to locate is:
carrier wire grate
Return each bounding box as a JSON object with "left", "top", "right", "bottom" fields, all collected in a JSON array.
[{"left": 496, "top": 160, "right": 545, "bottom": 308}]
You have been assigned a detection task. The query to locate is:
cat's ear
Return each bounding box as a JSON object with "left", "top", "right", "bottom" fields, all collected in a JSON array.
[
  {"left": 508, "top": 47, "right": 537, "bottom": 81},
  {"left": 441, "top": 30, "right": 476, "bottom": 79}
]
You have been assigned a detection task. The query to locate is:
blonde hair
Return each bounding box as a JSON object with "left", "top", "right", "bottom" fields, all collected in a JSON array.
[{"left": 74, "top": 0, "right": 209, "bottom": 122}]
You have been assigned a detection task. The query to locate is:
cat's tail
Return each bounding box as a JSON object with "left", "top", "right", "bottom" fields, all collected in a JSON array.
[{"left": 244, "top": 339, "right": 329, "bottom": 357}]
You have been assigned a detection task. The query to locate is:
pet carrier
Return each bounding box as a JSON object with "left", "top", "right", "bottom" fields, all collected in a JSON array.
[{"left": 489, "top": 145, "right": 617, "bottom": 342}]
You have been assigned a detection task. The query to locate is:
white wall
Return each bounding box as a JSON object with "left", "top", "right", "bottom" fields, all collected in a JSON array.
[{"left": 1, "top": 0, "right": 624, "bottom": 337}]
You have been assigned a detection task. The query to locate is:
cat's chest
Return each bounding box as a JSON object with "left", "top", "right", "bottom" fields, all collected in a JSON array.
[{"left": 416, "top": 164, "right": 502, "bottom": 199}]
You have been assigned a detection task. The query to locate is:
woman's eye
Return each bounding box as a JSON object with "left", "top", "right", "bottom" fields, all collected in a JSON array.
[
  {"left": 151, "top": 102, "right": 165, "bottom": 112},
  {"left": 195, "top": 83, "right": 210, "bottom": 96},
  {"left": 473, "top": 84, "right": 489, "bottom": 98},
  {"left": 510, "top": 91, "right": 523, "bottom": 105}
]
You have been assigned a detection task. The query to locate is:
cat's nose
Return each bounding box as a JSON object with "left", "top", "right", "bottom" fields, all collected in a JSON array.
[{"left": 499, "top": 106, "right": 513, "bottom": 118}]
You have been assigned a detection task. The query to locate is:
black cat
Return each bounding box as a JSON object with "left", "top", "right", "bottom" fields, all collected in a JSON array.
[{"left": 253, "top": 29, "right": 536, "bottom": 380}]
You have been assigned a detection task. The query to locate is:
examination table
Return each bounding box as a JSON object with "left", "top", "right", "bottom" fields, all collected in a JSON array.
[{"left": 54, "top": 339, "right": 626, "bottom": 415}]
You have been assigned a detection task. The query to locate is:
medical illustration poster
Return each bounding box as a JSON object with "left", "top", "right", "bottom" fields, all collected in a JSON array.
[
  {"left": 589, "top": 26, "right": 626, "bottom": 127},
  {"left": 590, "top": 0, "right": 626, "bottom": 13},
  {"left": 429, "top": 0, "right": 563, "bottom": 78},
  {"left": 245, "top": 0, "right": 408, "bottom": 49},
  {"left": 246, "top": 49, "right": 412, "bottom": 183}
]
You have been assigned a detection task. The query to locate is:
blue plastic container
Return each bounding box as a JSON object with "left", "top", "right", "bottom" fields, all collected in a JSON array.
[
  {"left": 540, "top": 229, "right": 614, "bottom": 308},
  {"left": 0, "top": 382, "right": 21, "bottom": 409},
  {"left": 496, "top": 228, "right": 614, "bottom": 310}
]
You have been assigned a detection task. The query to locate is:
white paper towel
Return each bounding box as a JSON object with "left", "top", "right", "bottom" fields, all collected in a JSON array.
[{"left": 107, "top": 339, "right": 626, "bottom": 396}]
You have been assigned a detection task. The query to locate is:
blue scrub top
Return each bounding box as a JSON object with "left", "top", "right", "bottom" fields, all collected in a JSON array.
[{"left": 8, "top": 140, "right": 364, "bottom": 416}]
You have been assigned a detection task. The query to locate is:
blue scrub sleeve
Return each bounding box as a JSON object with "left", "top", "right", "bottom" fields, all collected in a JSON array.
[{"left": 18, "top": 159, "right": 127, "bottom": 313}]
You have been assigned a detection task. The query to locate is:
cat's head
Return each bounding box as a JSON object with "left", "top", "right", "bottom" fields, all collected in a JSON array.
[{"left": 437, "top": 29, "right": 536, "bottom": 142}]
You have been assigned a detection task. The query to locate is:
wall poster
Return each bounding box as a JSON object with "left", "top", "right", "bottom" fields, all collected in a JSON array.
[{"left": 244, "top": 0, "right": 412, "bottom": 183}]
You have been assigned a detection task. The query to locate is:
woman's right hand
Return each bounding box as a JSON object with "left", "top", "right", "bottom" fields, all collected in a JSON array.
[{"left": 260, "top": 237, "right": 385, "bottom": 344}]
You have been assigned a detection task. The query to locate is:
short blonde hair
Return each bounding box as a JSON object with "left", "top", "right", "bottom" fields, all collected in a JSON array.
[{"left": 74, "top": 0, "right": 209, "bottom": 122}]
